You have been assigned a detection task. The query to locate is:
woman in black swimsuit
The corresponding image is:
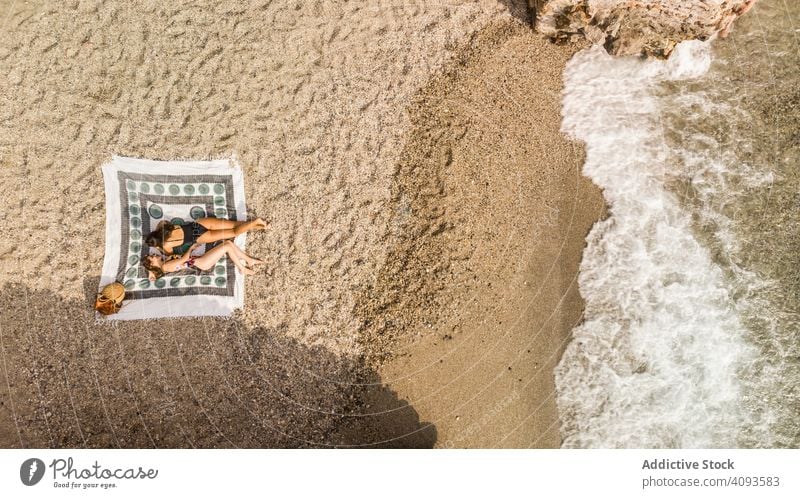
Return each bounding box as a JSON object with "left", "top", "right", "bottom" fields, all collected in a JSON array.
[
  {"left": 145, "top": 217, "right": 268, "bottom": 256},
  {"left": 142, "top": 240, "right": 263, "bottom": 280}
]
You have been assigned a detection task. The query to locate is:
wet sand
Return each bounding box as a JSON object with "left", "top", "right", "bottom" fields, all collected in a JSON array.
[
  {"left": 364, "top": 22, "right": 605, "bottom": 447},
  {"left": 0, "top": 1, "right": 603, "bottom": 447}
]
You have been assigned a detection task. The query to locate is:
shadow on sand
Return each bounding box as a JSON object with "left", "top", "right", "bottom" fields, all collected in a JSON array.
[
  {"left": 499, "top": 0, "right": 537, "bottom": 25},
  {"left": 0, "top": 282, "right": 436, "bottom": 448}
]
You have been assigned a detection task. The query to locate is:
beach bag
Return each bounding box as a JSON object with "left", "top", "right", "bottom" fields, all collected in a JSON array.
[{"left": 95, "top": 282, "right": 125, "bottom": 315}]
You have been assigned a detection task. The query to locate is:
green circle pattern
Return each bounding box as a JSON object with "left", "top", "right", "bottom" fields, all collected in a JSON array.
[
  {"left": 130, "top": 229, "right": 141, "bottom": 240},
  {"left": 154, "top": 184, "right": 165, "bottom": 194},
  {"left": 129, "top": 205, "right": 140, "bottom": 216},
  {"left": 168, "top": 184, "right": 180, "bottom": 195},
  {"left": 138, "top": 280, "right": 150, "bottom": 289},
  {"left": 140, "top": 183, "right": 150, "bottom": 193},
  {"left": 185, "top": 276, "right": 196, "bottom": 285},
  {"left": 154, "top": 279, "right": 166, "bottom": 289},
  {"left": 190, "top": 206, "right": 206, "bottom": 220},
  {"left": 124, "top": 280, "right": 135, "bottom": 290},
  {"left": 128, "top": 255, "right": 139, "bottom": 265},
  {"left": 199, "top": 184, "right": 210, "bottom": 194},
  {"left": 215, "top": 208, "right": 227, "bottom": 218},
  {"left": 215, "top": 265, "right": 226, "bottom": 275},
  {"left": 169, "top": 277, "right": 181, "bottom": 287},
  {"left": 170, "top": 217, "right": 184, "bottom": 226},
  {"left": 148, "top": 204, "right": 163, "bottom": 219},
  {"left": 200, "top": 276, "right": 212, "bottom": 285},
  {"left": 215, "top": 277, "right": 226, "bottom": 287},
  {"left": 184, "top": 184, "right": 195, "bottom": 195},
  {"left": 130, "top": 242, "right": 141, "bottom": 253},
  {"left": 130, "top": 217, "right": 141, "bottom": 228},
  {"left": 213, "top": 184, "right": 225, "bottom": 194}
]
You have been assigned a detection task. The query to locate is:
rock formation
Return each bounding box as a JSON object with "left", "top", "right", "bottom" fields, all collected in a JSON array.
[{"left": 531, "top": 0, "right": 758, "bottom": 57}]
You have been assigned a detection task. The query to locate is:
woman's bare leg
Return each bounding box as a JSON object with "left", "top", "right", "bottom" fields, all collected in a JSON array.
[
  {"left": 197, "top": 217, "right": 245, "bottom": 230},
  {"left": 192, "top": 241, "right": 254, "bottom": 275},
  {"left": 232, "top": 219, "right": 268, "bottom": 235},
  {"left": 196, "top": 219, "right": 269, "bottom": 244},
  {"left": 225, "top": 240, "right": 263, "bottom": 267},
  {"left": 197, "top": 217, "right": 268, "bottom": 231},
  {"left": 197, "top": 229, "right": 237, "bottom": 244}
]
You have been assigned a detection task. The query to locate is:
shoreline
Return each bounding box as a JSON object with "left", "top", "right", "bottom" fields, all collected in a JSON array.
[{"left": 364, "top": 21, "right": 605, "bottom": 447}]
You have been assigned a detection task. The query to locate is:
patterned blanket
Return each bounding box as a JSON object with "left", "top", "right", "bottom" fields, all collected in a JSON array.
[{"left": 99, "top": 156, "right": 247, "bottom": 320}]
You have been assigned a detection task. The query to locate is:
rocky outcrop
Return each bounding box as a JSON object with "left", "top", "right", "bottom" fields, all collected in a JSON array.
[{"left": 531, "top": 0, "right": 757, "bottom": 57}]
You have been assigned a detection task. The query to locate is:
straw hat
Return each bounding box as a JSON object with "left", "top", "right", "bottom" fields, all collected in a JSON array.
[{"left": 95, "top": 282, "right": 126, "bottom": 315}]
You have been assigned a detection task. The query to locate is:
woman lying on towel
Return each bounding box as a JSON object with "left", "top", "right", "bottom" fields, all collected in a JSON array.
[
  {"left": 142, "top": 240, "right": 263, "bottom": 280},
  {"left": 145, "top": 217, "right": 268, "bottom": 256}
]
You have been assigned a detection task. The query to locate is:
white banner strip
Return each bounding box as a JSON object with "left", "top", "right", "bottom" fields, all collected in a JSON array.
[{"left": 2, "top": 449, "right": 798, "bottom": 497}]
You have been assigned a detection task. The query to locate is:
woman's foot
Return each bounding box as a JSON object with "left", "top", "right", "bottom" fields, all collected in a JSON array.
[
  {"left": 239, "top": 258, "right": 263, "bottom": 270},
  {"left": 240, "top": 266, "right": 256, "bottom": 276},
  {"left": 253, "top": 218, "right": 269, "bottom": 230}
]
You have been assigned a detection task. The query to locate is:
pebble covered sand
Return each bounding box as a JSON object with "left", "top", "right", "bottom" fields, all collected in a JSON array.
[{"left": 0, "top": 0, "right": 602, "bottom": 447}]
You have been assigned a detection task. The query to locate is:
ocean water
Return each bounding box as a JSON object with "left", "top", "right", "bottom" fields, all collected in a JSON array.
[{"left": 555, "top": 0, "right": 799, "bottom": 448}]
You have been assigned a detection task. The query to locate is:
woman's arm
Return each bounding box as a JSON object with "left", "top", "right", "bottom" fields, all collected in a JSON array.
[{"left": 163, "top": 244, "right": 199, "bottom": 273}]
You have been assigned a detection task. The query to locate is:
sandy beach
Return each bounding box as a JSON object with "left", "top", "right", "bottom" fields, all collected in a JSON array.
[{"left": 0, "top": 0, "right": 603, "bottom": 448}]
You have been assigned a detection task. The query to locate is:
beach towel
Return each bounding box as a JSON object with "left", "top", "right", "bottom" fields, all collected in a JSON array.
[{"left": 99, "top": 156, "right": 247, "bottom": 320}]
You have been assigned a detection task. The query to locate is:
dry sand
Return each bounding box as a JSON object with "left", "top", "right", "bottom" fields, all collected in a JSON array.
[{"left": 0, "top": 0, "right": 603, "bottom": 447}]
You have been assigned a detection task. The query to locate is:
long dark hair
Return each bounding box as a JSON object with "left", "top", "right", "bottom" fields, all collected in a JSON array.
[
  {"left": 142, "top": 256, "right": 165, "bottom": 280},
  {"left": 145, "top": 222, "right": 178, "bottom": 252}
]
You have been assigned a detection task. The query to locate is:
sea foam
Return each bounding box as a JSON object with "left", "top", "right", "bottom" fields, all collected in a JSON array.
[{"left": 555, "top": 42, "right": 762, "bottom": 448}]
